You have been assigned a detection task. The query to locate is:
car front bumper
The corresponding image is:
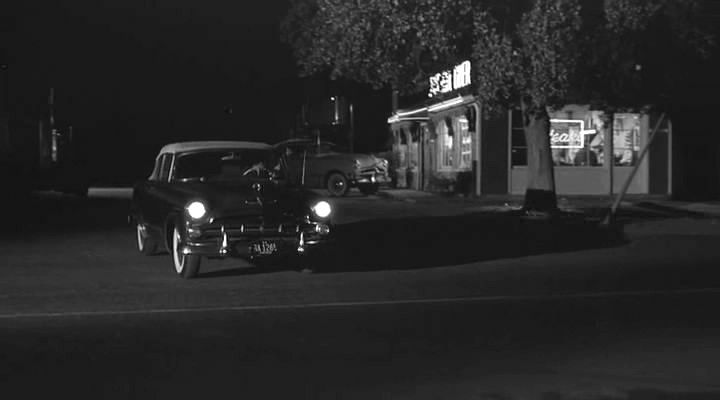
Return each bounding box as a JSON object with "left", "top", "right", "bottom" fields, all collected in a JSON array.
[
  {"left": 179, "top": 221, "right": 332, "bottom": 259},
  {"left": 351, "top": 172, "right": 390, "bottom": 186}
]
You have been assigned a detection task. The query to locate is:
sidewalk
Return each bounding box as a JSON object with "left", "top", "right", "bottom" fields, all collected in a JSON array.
[{"left": 377, "top": 189, "right": 720, "bottom": 218}]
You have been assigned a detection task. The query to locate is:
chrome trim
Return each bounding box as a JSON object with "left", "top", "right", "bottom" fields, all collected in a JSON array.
[
  {"left": 220, "top": 225, "right": 229, "bottom": 255},
  {"left": 298, "top": 231, "right": 305, "bottom": 253}
]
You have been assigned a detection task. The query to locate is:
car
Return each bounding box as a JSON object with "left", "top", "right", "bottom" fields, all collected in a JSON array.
[
  {"left": 273, "top": 138, "right": 390, "bottom": 197},
  {"left": 129, "top": 141, "right": 334, "bottom": 279}
]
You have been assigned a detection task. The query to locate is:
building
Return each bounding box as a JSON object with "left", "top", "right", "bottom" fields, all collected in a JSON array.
[{"left": 387, "top": 60, "right": 673, "bottom": 197}]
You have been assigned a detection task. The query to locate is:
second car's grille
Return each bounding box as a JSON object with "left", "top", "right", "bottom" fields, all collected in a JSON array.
[{"left": 358, "top": 164, "right": 388, "bottom": 175}]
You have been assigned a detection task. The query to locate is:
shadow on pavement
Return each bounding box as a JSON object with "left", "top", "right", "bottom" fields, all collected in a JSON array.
[
  {"left": 314, "top": 212, "right": 627, "bottom": 272},
  {"left": 632, "top": 201, "right": 712, "bottom": 218},
  {"left": 534, "top": 389, "right": 720, "bottom": 400},
  {"left": 2, "top": 189, "right": 132, "bottom": 239},
  {"left": 577, "top": 202, "right": 712, "bottom": 222}
]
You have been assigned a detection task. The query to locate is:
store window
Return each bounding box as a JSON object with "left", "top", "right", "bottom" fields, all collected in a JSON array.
[
  {"left": 511, "top": 108, "right": 606, "bottom": 167},
  {"left": 408, "top": 125, "right": 420, "bottom": 169},
  {"left": 510, "top": 110, "right": 527, "bottom": 166},
  {"left": 612, "top": 113, "right": 640, "bottom": 166},
  {"left": 437, "top": 119, "right": 454, "bottom": 169},
  {"left": 436, "top": 113, "right": 473, "bottom": 171},
  {"left": 396, "top": 129, "right": 408, "bottom": 168},
  {"left": 458, "top": 115, "right": 472, "bottom": 170},
  {"left": 550, "top": 118, "right": 603, "bottom": 167}
]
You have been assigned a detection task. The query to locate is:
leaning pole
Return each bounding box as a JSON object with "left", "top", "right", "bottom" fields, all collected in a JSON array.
[{"left": 602, "top": 113, "right": 666, "bottom": 226}]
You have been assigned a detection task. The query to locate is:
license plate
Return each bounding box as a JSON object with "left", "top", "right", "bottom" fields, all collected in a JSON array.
[{"left": 250, "top": 240, "right": 278, "bottom": 256}]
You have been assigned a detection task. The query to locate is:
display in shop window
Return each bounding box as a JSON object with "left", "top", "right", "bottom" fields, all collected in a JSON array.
[
  {"left": 612, "top": 114, "right": 640, "bottom": 166},
  {"left": 549, "top": 119, "right": 601, "bottom": 166}
]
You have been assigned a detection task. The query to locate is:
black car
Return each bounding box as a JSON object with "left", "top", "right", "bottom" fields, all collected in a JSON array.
[{"left": 129, "top": 141, "right": 333, "bottom": 278}]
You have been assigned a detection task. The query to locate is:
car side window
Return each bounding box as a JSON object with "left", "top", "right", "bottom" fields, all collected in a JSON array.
[
  {"left": 291, "top": 144, "right": 308, "bottom": 155},
  {"left": 318, "top": 144, "right": 334, "bottom": 153},
  {"left": 149, "top": 156, "right": 163, "bottom": 181},
  {"left": 281, "top": 144, "right": 305, "bottom": 158},
  {"left": 158, "top": 154, "right": 173, "bottom": 182}
]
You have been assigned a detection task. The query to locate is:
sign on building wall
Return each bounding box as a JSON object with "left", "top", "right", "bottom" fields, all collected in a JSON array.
[
  {"left": 428, "top": 60, "right": 471, "bottom": 98},
  {"left": 549, "top": 119, "right": 596, "bottom": 149}
]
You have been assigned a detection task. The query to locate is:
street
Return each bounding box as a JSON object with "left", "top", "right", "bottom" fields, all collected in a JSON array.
[{"left": 2, "top": 189, "right": 720, "bottom": 399}]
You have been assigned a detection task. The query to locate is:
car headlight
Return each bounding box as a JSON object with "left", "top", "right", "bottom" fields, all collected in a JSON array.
[
  {"left": 186, "top": 201, "right": 207, "bottom": 220},
  {"left": 311, "top": 200, "right": 332, "bottom": 218}
]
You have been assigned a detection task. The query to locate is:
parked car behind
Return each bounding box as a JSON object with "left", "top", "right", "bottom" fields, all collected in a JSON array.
[
  {"left": 274, "top": 138, "right": 390, "bottom": 196},
  {"left": 129, "top": 141, "right": 333, "bottom": 279}
]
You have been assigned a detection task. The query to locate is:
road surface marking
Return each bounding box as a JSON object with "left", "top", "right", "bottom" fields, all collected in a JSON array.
[{"left": 1, "top": 287, "right": 720, "bottom": 319}]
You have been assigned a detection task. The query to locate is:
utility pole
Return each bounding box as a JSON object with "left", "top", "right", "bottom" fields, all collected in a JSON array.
[
  {"left": 0, "top": 63, "right": 8, "bottom": 116},
  {"left": 0, "top": 63, "right": 9, "bottom": 152},
  {"left": 348, "top": 102, "right": 355, "bottom": 153}
]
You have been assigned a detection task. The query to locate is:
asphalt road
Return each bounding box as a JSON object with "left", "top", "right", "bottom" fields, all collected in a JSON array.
[{"left": 2, "top": 188, "right": 720, "bottom": 399}]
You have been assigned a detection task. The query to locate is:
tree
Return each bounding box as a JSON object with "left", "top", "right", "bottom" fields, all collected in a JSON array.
[
  {"left": 281, "top": 0, "right": 714, "bottom": 212},
  {"left": 280, "top": 0, "right": 474, "bottom": 94},
  {"left": 472, "top": 0, "right": 582, "bottom": 212}
]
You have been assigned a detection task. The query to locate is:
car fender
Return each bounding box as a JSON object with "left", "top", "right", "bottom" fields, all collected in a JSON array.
[{"left": 163, "top": 210, "right": 184, "bottom": 253}]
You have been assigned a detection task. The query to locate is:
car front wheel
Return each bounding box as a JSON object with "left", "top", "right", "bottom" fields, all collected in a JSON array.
[
  {"left": 172, "top": 226, "right": 201, "bottom": 279},
  {"left": 326, "top": 172, "right": 349, "bottom": 197},
  {"left": 136, "top": 223, "right": 158, "bottom": 255}
]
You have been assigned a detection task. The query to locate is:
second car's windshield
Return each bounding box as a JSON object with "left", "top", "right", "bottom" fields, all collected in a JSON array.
[{"left": 173, "top": 149, "right": 277, "bottom": 181}]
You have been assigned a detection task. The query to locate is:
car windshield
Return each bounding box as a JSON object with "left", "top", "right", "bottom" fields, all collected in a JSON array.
[
  {"left": 295, "top": 141, "right": 345, "bottom": 154},
  {"left": 172, "top": 149, "right": 277, "bottom": 182}
]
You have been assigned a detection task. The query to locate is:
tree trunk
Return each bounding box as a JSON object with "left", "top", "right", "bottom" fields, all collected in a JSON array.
[{"left": 522, "top": 102, "right": 557, "bottom": 212}]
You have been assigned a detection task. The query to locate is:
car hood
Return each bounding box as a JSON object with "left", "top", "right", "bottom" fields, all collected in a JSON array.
[
  {"left": 170, "top": 181, "right": 316, "bottom": 219},
  {"left": 315, "top": 152, "right": 384, "bottom": 168}
]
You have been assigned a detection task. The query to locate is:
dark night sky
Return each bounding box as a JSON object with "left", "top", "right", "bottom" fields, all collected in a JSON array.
[{"left": 4, "top": 0, "right": 305, "bottom": 182}]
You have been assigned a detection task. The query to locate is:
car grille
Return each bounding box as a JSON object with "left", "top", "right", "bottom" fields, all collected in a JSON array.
[
  {"left": 203, "top": 217, "right": 300, "bottom": 239},
  {"left": 358, "top": 164, "right": 388, "bottom": 175}
]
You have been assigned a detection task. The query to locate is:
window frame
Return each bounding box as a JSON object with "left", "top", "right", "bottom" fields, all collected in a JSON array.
[{"left": 160, "top": 153, "right": 174, "bottom": 182}]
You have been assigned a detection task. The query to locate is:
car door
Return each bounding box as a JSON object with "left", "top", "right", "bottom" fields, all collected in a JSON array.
[
  {"left": 307, "top": 143, "right": 337, "bottom": 187},
  {"left": 141, "top": 153, "right": 174, "bottom": 232},
  {"left": 133, "top": 154, "right": 162, "bottom": 225},
  {"left": 282, "top": 143, "right": 310, "bottom": 186}
]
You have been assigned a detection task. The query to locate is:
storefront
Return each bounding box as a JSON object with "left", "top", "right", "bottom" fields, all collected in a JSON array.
[
  {"left": 388, "top": 60, "right": 481, "bottom": 195},
  {"left": 389, "top": 69, "right": 673, "bottom": 196},
  {"left": 508, "top": 105, "right": 672, "bottom": 196}
]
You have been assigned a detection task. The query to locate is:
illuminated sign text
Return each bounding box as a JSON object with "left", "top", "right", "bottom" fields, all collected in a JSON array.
[
  {"left": 550, "top": 119, "right": 597, "bottom": 149},
  {"left": 429, "top": 60, "right": 471, "bottom": 98}
]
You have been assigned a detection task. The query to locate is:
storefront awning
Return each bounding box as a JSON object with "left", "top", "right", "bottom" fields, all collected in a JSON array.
[{"left": 387, "top": 95, "right": 477, "bottom": 124}]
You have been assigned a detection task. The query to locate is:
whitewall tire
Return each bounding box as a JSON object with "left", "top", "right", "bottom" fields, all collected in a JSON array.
[
  {"left": 172, "top": 226, "right": 201, "bottom": 279},
  {"left": 136, "top": 223, "right": 158, "bottom": 255}
]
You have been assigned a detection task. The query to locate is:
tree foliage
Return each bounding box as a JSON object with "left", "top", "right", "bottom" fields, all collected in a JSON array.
[
  {"left": 472, "top": 0, "right": 582, "bottom": 116},
  {"left": 280, "top": 0, "right": 474, "bottom": 94},
  {"left": 282, "top": 0, "right": 713, "bottom": 112},
  {"left": 578, "top": 0, "right": 715, "bottom": 110}
]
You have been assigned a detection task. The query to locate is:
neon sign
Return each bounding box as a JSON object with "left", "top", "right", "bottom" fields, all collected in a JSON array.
[
  {"left": 549, "top": 119, "right": 597, "bottom": 149},
  {"left": 428, "top": 60, "right": 471, "bottom": 98}
]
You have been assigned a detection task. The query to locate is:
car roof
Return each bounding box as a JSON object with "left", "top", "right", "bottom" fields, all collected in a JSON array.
[
  {"left": 159, "top": 141, "right": 272, "bottom": 155},
  {"left": 274, "top": 138, "right": 336, "bottom": 147}
]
